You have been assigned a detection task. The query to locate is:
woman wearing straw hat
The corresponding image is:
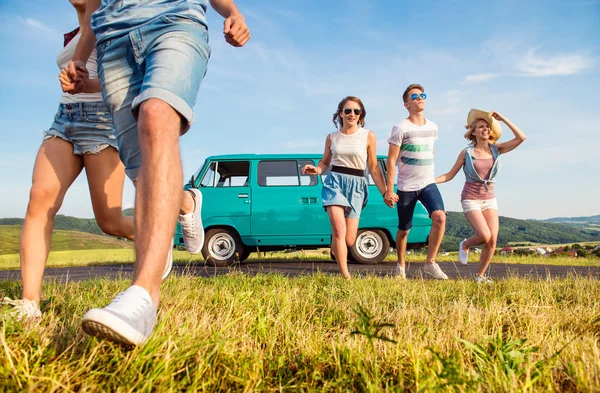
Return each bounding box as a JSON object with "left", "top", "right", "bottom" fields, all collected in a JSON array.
[{"left": 435, "top": 109, "right": 526, "bottom": 283}]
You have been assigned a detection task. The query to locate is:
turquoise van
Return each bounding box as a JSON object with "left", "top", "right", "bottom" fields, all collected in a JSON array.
[{"left": 175, "top": 154, "right": 431, "bottom": 266}]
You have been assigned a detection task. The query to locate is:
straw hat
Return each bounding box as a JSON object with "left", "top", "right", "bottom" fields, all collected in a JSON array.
[{"left": 464, "top": 109, "right": 502, "bottom": 141}]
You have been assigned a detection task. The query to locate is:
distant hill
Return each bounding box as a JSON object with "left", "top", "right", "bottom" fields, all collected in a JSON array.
[
  {"left": 442, "top": 212, "right": 600, "bottom": 251},
  {"left": 3, "top": 211, "right": 599, "bottom": 253},
  {"left": 0, "top": 215, "right": 104, "bottom": 236},
  {"left": 0, "top": 225, "right": 132, "bottom": 255},
  {"left": 539, "top": 215, "right": 600, "bottom": 225}
]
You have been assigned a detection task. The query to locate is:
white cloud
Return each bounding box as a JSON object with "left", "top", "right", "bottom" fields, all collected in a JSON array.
[
  {"left": 432, "top": 90, "right": 461, "bottom": 116},
  {"left": 464, "top": 73, "right": 499, "bottom": 83},
  {"left": 516, "top": 50, "right": 595, "bottom": 77},
  {"left": 19, "top": 17, "right": 56, "bottom": 33}
]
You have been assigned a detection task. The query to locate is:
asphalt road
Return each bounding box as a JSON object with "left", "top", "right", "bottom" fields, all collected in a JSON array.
[{"left": 1, "top": 260, "right": 599, "bottom": 282}]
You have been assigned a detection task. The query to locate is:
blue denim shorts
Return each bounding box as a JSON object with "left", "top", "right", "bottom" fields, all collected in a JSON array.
[
  {"left": 97, "top": 14, "right": 211, "bottom": 181},
  {"left": 322, "top": 172, "right": 369, "bottom": 219},
  {"left": 396, "top": 183, "right": 445, "bottom": 230},
  {"left": 43, "top": 102, "right": 118, "bottom": 155}
]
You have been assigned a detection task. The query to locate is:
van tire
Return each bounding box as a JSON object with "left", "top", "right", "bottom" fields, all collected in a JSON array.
[
  {"left": 239, "top": 249, "right": 252, "bottom": 262},
  {"left": 349, "top": 229, "right": 390, "bottom": 264},
  {"left": 202, "top": 228, "right": 245, "bottom": 267}
]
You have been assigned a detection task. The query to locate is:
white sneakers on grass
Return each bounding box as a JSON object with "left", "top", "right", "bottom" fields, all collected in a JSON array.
[
  {"left": 1, "top": 297, "right": 41, "bottom": 320},
  {"left": 458, "top": 239, "right": 469, "bottom": 265},
  {"left": 82, "top": 285, "right": 156, "bottom": 346},
  {"left": 393, "top": 263, "right": 406, "bottom": 279},
  {"left": 474, "top": 275, "right": 494, "bottom": 284},
  {"left": 423, "top": 262, "right": 448, "bottom": 280},
  {"left": 178, "top": 188, "right": 204, "bottom": 254}
]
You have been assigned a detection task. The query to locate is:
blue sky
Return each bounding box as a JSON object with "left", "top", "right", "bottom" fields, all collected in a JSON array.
[{"left": 0, "top": 0, "right": 599, "bottom": 220}]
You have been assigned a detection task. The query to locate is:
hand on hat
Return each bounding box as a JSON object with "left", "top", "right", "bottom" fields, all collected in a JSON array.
[{"left": 491, "top": 112, "right": 505, "bottom": 122}]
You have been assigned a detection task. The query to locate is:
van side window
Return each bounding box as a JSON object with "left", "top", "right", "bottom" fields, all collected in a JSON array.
[
  {"left": 258, "top": 161, "right": 298, "bottom": 186},
  {"left": 298, "top": 160, "right": 319, "bottom": 186},
  {"left": 199, "top": 162, "right": 216, "bottom": 187},
  {"left": 201, "top": 161, "right": 250, "bottom": 187}
]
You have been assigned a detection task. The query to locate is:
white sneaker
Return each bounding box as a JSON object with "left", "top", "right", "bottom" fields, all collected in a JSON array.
[
  {"left": 1, "top": 297, "right": 41, "bottom": 320},
  {"left": 474, "top": 275, "right": 494, "bottom": 284},
  {"left": 178, "top": 188, "right": 204, "bottom": 254},
  {"left": 458, "top": 239, "right": 469, "bottom": 265},
  {"left": 393, "top": 263, "right": 406, "bottom": 279},
  {"left": 81, "top": 285, "right": 157, "bottom": 346},
  {"left": 423, "top": 262, "right": 448, "bottom": 280},
  {"left": 162, "top": 238, "right": 174, "bottom": 280}
]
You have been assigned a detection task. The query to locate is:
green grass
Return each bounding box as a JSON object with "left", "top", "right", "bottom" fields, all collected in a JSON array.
[
  {"left": 0, "top": 274, "right": 599, "bottom": 391},
  {"left": 0, "top": 248, "right": 598, "bottom": 270},
  {"left": 0, "top": 225, "right": 131, "bottom": 255}
]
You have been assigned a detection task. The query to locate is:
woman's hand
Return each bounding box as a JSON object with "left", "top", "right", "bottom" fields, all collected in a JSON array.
[
  {"left": 302, "top": 165, "right": 320, "bottom": 175},
  {"left": 491, "top": 112, "right": 506, "bottom": 122}
]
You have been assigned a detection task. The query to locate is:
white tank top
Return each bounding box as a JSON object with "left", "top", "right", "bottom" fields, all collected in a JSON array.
[
  {"left": 329, "top": 127, "right": 369, "bottom": 170},
  {"left": 57, "top": 33, "right": 103, "bottom": 104}
]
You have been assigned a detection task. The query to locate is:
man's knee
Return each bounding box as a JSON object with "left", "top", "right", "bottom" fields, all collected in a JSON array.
[
  {"left": 396, "top": 229, "right": 410, "bottom": 239},
  {"left": 431, "top": 210, "right": 446, "bottom": 227},
  {"left": 137, "top": 99, "right": 181, "bottom": 135}
]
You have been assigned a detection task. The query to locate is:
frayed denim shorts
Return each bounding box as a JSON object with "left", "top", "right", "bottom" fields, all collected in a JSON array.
[
  {"left": 43, "top": 102, "right": 117, "bottom": 155},
  {"left": 97, "top": 14, "right": 210, "bottom": 181},
  {"left": 322, "top": 172, "right": 369, "bottom": 219}
]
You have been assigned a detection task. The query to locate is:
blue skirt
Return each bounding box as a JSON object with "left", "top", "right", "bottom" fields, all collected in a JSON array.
[{"left": 322, "top": 172, "right": 368, "bottom": 218}]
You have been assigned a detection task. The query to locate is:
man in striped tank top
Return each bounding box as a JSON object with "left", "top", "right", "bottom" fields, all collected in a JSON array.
[{"left": 384, "top": 84, "right": 448, "bottom": 280}]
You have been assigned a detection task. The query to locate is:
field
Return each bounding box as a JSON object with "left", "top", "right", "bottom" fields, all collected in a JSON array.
[
  {"left": 1, "top": 274, "right": 599, "bottom": 391},
  {"left": 1, "top": 247, "right": 599, "bottom": 270},
  {"left": 0, "top": 225, "right": 131, "bottom": 255}
]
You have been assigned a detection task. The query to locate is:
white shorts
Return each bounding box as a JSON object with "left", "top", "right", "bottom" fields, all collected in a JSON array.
[{"left": 461, "top": 198, "right": 498, "bottom": 213}]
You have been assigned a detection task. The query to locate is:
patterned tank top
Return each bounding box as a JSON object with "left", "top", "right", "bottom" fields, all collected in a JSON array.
[{"left": 329, "top": 128, "right": 369, "bottom": 170}]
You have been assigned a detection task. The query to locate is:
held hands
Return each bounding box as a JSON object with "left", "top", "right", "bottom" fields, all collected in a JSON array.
[
  {"left": 223, "top": 13, "right": 250, "bottom": 47},
  {"left": 60, "top": 61, "right": 90, "bottom": 94},
  {"left": 302, "top": 164, "right": 321, "bottom": 175},
  {"left": 383, "top": 190, "right": 398, "bottom": 208}
]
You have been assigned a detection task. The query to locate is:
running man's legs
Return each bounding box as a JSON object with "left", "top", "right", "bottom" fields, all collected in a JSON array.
[
  {"left": 395, "top": 190, "right": 418, "bottom": 268},
  {"left": 418, "top": 184, "right": 446, "bottom": 264}
]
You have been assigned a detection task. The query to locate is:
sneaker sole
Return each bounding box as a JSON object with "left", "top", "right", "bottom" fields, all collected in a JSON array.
[
  {"left": 458, "top": 240, "right": 469, "bottom": 265},
  {"left": 184, "top": 188, "right": 204, "bottom": 255},
  {"left": 423, "top": 270, "right": 448, "bottom": 280},
  {"left": 162, "top": 239, "right": 174, "bottom": 280},
  {"left": 82, "top": 309, "right": 147, "bottom": 346}
]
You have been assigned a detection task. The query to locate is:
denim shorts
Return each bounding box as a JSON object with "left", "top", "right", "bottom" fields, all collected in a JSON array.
[
  {"left": 461, "top": 198, "right": 498, "bottom": 213},
  {"left": 43, "top": 102, "right": 117, "bottom": 155},
  {"left": 322, "top": 172, "right": 369, "bottom": 219},
  {"left": 396, "top": 183, "right": 445, "bottom": 230},
  {"left": 97, "top": 14, "right": 211, "bottom": 181}
]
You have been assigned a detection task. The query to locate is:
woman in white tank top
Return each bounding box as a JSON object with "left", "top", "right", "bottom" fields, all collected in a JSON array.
[
  {"left": 1, "top": 0, "right": 139, "bottom": 319},
  {"left": 302, "top": 96, "right": 395, "bottom": 280}
]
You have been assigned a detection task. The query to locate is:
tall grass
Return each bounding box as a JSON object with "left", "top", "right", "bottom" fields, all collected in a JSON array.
[{"left": 1, "top": 273, "right": 599, "bottom": 391}]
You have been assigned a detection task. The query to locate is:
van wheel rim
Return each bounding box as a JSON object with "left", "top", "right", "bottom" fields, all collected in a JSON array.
[
  {"left": 355, "top": 231, "right": 383, "bottom": 259},
  {"left": 208, "top": 233, "right": 235, "bottom": 260}
]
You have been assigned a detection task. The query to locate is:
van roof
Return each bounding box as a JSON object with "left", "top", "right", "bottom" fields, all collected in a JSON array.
[{"left": 205, "top": 154, "right": 388, "bottom": 160}]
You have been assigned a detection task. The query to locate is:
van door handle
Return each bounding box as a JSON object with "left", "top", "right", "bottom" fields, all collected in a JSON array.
[
  {"left": 238, "top": 193, "right": 248, "bottom": 198},
  {"left": 300, "top": 197, "right": 318, "bottom": 204}
]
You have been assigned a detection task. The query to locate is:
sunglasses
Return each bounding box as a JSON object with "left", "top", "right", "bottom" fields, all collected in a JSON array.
[
  {"left": 343, "top": 108, "right": 362, "bottom": 115},
  {"left": 411, "top": 93, "right": 427, "bottom": 100}
]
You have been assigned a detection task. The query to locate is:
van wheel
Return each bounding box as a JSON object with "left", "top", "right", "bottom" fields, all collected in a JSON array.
[
  {"left": 239, "top": 249, "right": 252, "bottom": 262},
  {"left": 202, "top": 228, "right": 245, "bottom": 267},
  {"left": 349, "top": 229, "right": 390, "bottom": 264}
]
